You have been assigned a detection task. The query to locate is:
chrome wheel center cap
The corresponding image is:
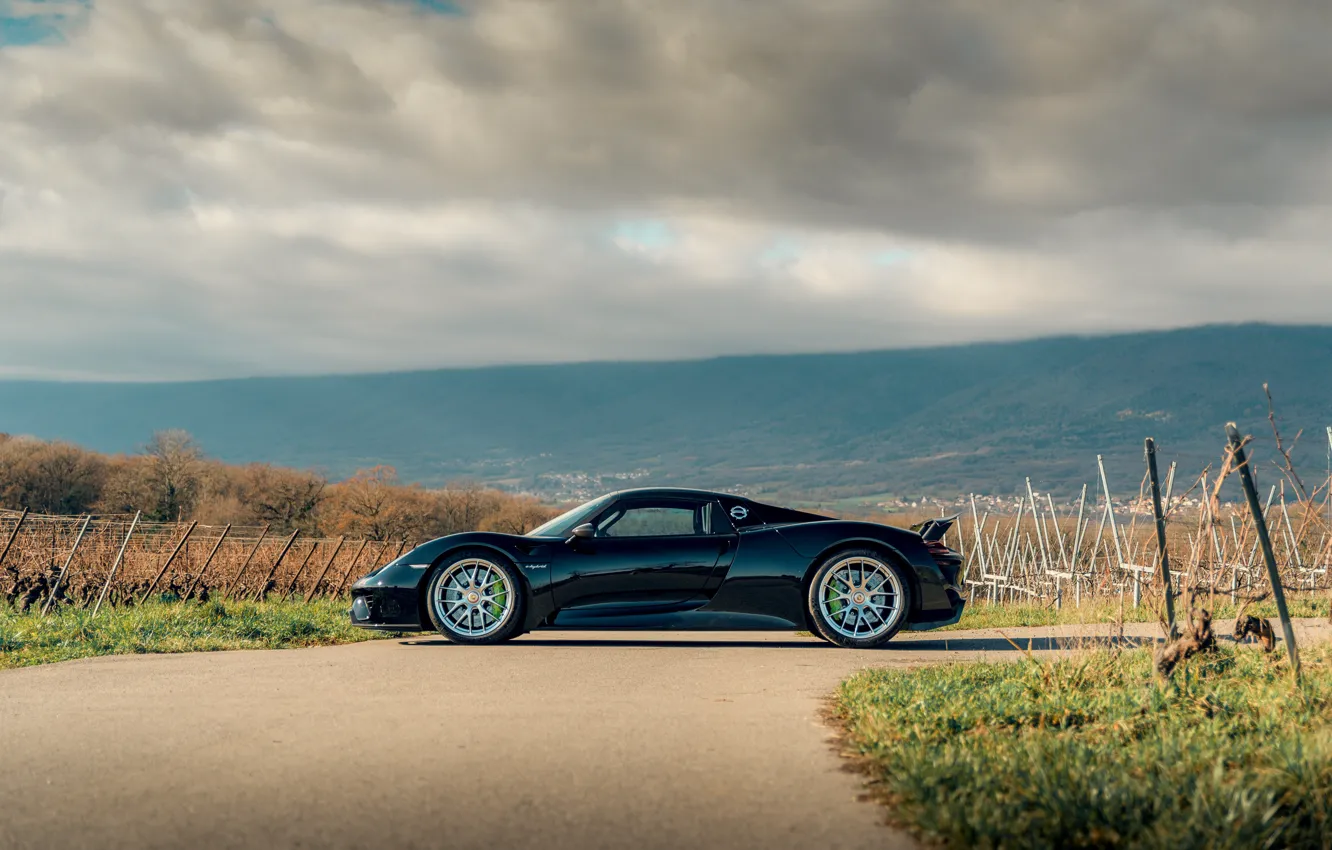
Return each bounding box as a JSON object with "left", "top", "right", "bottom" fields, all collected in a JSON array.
[
  {"left": 466, "top": 592, "right": 480, "bottom": 604},
  {"left": 853, "top": 592, "right": 866, "bottom": 604}
]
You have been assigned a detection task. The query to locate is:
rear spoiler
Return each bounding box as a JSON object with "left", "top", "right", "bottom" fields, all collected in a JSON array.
[{"left": 911, "top": 514, "right": 960, "bottom": 543}]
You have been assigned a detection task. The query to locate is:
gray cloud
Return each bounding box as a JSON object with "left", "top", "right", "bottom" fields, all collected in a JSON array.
[{"left": 1, "top": 0, "right": 1331, "bottom": 379}]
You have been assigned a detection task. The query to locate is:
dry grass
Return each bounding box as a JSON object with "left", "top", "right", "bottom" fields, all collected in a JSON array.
[
  {"left": 941, "top": 593, "right": 1330, "bottom": 632},
  {"left": 835, "top": 642, "right": 1332, "bottom": 849}
]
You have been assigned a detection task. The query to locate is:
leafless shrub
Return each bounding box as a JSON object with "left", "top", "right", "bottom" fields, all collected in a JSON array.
[
  {"left": 1155, "top": 605, "right": 1216, "bottom": 678},
  {"left": 1232, "top": 592, "right": 1277, "bottom": 652}
]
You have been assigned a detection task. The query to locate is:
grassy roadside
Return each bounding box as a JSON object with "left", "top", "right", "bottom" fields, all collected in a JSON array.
[
  {"left": 0, "top": 599, "right": 393, "bottom": 669},
  {"left": 835, "top": 643, "right": 1332, "bottom": 849},
  {"left": 941, "top": 595, "right": 1330, "bottom": 631}
]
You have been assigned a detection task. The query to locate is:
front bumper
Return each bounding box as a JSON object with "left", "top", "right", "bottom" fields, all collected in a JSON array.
[{"left": 348, "top": 586, "right": 425, "bottom": 632}]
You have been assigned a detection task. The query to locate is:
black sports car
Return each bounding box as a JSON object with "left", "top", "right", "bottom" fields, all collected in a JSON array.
[{"left": 349, "top": 488, "right": 965, "bottom": 649}]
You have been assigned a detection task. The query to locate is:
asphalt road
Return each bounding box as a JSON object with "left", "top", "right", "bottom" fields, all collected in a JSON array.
[{"left": 3, "top": 621, "right": 1328, "bottom": 850}]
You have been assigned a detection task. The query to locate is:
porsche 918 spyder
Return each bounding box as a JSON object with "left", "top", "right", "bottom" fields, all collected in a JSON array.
[{"left": 349, "top": 488, "right": 965, "bottom": 649}]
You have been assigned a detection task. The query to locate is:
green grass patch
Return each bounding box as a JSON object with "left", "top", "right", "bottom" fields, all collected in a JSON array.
[
  {"left": 943, "top": 596, "right": 1331, "bottom": 632},
  {"left": 0, "top": 599, "right": 393, "bottom": 669},
  {"left": 836, "top": 643, "right": 1332, "bottom": 849}
]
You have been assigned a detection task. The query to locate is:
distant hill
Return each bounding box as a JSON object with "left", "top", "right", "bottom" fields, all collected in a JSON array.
[{"left": 2, "top": 323, "right": 1329, "bottom": 503}]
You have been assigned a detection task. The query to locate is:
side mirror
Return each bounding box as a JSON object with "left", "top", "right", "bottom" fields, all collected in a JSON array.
[{"left": 568, "top": 523, "right": 595, "bottom": 542}]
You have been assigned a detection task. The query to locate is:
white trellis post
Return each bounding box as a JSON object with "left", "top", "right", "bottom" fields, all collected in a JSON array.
[{"left": 1098, "top": 455, "right": 1138, "bottom": 606}]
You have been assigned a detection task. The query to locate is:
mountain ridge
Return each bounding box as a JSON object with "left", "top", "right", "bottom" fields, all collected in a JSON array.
[{"left": 1, "top": 323, "right": 1328, "bottom": 502}]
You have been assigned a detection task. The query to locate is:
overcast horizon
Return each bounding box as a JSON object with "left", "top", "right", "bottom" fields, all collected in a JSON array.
[
  {"left": 0, "top": 320, "right": 1323, "bottom": 385},
  {"left": 4, "top": 1, "right": 1332, "bottom": 381}
]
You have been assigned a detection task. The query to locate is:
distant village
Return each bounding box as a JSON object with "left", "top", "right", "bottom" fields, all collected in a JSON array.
[
  {"left": 523, "top": 469, "right": 1214, "bottom": 518},
  {"left": 863, "top": 492, "right": 1211, "bottom": 517}
]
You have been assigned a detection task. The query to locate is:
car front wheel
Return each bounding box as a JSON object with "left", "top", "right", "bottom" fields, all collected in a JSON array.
[
  {"left": 425, "top": 550, "right": 527, "bottom": 645},
  {"left": 807, "top": 549, "right": 911, "bottom": 649}
]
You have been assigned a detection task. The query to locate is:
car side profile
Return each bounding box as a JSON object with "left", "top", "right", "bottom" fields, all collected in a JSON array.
[{"left": 349, "top": 487, "right": 965, "bottom": 649}]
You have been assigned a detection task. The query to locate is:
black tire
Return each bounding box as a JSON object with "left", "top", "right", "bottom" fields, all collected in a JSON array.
[
  {"left": 424, "top": 549, "right": 527, "bottom": 645},
  {"left": 806, "top": 548, "right": 912, "bottom": 649}
]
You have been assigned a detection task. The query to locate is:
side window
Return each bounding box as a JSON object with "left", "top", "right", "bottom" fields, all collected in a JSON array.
[{"left": 597, "top": 503, "right": 701, "bottom": 537}]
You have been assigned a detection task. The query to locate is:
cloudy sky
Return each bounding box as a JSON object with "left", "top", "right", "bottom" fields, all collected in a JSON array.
[{"left": 2, "top": 0, "right": 1331, "bottom": 380}]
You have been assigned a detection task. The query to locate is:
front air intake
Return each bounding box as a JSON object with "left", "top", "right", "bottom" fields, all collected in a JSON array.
[{"left": 351, "top": 596, "right": 371, "bottom": 622}]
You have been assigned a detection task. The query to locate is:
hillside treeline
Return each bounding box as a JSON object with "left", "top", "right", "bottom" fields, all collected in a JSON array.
[{"left": 0, "top": 430, "right": 557, "bottom": 540}]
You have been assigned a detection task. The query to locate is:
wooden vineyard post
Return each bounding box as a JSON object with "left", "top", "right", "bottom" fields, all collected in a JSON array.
[
  {"left": 184, "top": 524, "right": 231, "bottom": 600},
  {"left": 92, "top": 511, "right": 141, "bottom": 618},
  {"left": 41, "top": 514, "right": 92, "bottom": 616},
  {"left": 140, "top": 521, "right": 197, "bottom": 603},
  {"left": 274, "top": 540, "right": 318, "bottom": 600},
  {"left": 1145, "top": 439, "right": 1178, "bottom": 638},
  {"left": 292, "top": 537, "right": 344, "bottom": 601},
  {"left": 250, "top": 529, "right": 300, "bottom": 601},
  {"left": 310, "top": 538, "right": 365, "bottom": 602},
  {"left": 0, "top": 507, "right": 29, "bottom": 572},
  {"left": 336, "top": 540, "right": 405, "bottom": 596},
  {"left": 333, "top": 539, "right": 379, "bottom": 598},
  {"left": 1227, "top": 423, "right": 1301, "bottom": 683},
  {"left": 222, "top": 525, "right": 270, "bottom": 600}
]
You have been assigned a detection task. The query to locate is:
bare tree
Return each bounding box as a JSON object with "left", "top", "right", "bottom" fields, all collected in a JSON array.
[
  {"left": 240, "top": 464, "right": 327, "bottom": 533},
  {"left": 327, "top": 466, "right": 420, "bottom": 540},
  {"left": 144, "top": 430, "right": 203, "bottom": 521},
  {"left": 478, "top": 496, "right": 558, "bottom": 535},
  {"left": 0, "top": 437, "right": 107, "bottom": 514},
  {"left": 436, "top": 482, "right": 503, "bottom": 534}
]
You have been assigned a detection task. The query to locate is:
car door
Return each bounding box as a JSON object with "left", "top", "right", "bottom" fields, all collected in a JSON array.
[{"left": 550, "top": 497, "right": 734, "bottom": 611}]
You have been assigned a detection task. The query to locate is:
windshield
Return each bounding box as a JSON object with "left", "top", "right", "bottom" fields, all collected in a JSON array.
[{"left": 525, "top": 493, "right": 616, "bottom": 538}]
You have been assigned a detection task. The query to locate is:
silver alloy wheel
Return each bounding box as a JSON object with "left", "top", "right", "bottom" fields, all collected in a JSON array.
[
  {"left": 433, "top": 558, "right": 515, "bottom": 638},
  {"left": 817, "top": 556, "right": 904, "bottom": 640}
]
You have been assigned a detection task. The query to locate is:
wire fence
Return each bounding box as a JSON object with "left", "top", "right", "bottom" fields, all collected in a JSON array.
[{"left": 0, "top": 509, "right": 412, "bottom": 611}]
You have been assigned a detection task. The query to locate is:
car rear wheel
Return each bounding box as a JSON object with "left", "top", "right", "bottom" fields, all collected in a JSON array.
[
  {"left": 425, "top": 550, "right": 527, "bottom": 645},
  {"left": 807, "top": 549, "right": 911, "bottom": 649}
]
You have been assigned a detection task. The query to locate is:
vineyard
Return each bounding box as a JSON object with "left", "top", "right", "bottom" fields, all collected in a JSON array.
[
  {"left": 4, "top": 424, "right": 1331, "bottom": 621},
  {"left": 0, "top": 511, "right": 413, "bottom": 612},
  {"left": 951, "top": 451, "right": 1332, "bottom": 611}
]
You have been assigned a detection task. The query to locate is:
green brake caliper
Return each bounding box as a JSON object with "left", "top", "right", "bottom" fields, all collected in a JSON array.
[{"left": 826, "top": 580, "right": 842, "bottom": 616}]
